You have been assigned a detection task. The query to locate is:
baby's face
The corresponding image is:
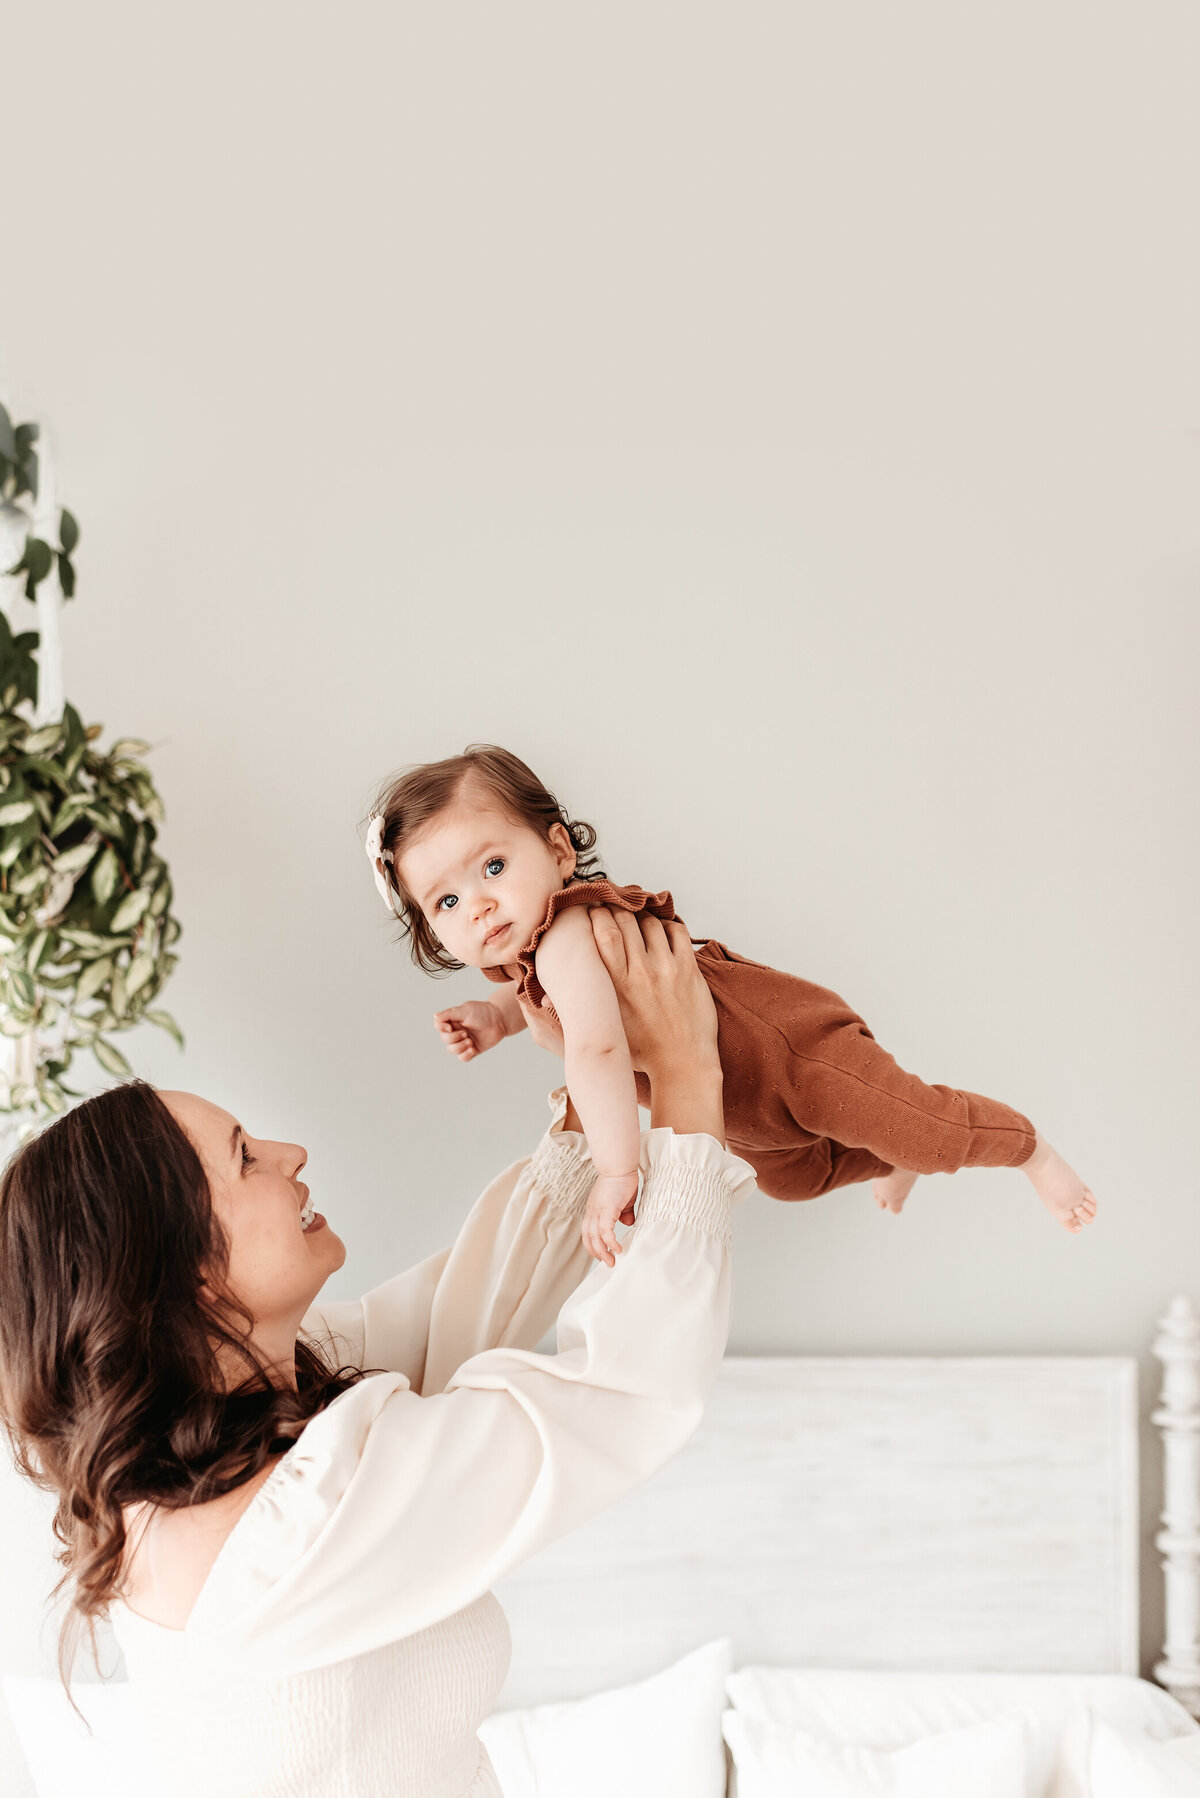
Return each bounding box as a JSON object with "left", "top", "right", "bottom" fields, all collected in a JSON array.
[{"left": 398, "top": 791, "right": 576, "bottom": 971}]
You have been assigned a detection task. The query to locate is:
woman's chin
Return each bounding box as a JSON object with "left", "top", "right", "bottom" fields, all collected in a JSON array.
[{"left": 309, "top": 1221, "right": 346, "bottom": 1266}]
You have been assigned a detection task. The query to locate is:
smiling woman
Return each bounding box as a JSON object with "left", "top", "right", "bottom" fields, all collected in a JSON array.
[
  {"left": 156, "top": 1092, "right": 346, "bottom": 1391},
  {"left": 0, "top": 1082, "right": 368, "bottom": 1668},
  {"left": 0, "top": 908, "right": 748, "bottom": 1797}
]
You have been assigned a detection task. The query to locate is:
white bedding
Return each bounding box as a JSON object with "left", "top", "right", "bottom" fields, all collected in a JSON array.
[{"left": 7, "top": 1654, "right": 1200, "bottom": 1797}]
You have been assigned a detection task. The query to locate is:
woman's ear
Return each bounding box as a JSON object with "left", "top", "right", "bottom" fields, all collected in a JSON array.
[{"left": 548, "top": 822, "right": 577, "bottom": 880}]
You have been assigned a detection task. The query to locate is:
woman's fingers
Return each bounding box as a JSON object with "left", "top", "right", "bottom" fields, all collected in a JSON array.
[
  {"left": 611, "top": 908, "right": 657, "bottom": 979},
  {"left": 662, "top": 918, "right": 697, "bottom": 961},
  {"left": 587, "top": 905, "right": 629, "bottom": 979}
]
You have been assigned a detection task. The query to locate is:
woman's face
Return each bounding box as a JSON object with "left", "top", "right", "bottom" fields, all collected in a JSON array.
[
  {"left": 160, "top": 1092, "right": 345, "bottom": 1363},
  {"left": 398, "top": 791, "right": 576, "bottom": 970}
]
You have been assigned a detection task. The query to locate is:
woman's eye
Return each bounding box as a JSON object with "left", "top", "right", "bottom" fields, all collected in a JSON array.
[
  {"left": 484, "top": 858, "right": 505, "bottom": 877},
  {"left": 436, "top": 894, "right": 458, "bottom": 912},
  {"left": 241, "top": 1141, "right": 256, "bottom": 1168}
]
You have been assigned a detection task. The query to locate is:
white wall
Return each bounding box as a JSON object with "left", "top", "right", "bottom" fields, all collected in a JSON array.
[{"left": 1, "top": 0, "right": 1197, "bottom": 1756}]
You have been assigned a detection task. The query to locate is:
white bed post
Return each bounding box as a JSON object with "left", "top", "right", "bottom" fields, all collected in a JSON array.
[{"left": 1153, "top": 1295, "right": 1200, "bottom": 1718}]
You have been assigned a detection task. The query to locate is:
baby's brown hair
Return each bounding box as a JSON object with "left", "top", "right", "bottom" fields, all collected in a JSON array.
[{"left": 369, "top": 744, "right": 605, "bottom": 974}]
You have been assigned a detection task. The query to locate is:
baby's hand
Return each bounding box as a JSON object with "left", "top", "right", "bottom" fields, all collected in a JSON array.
[
  {"left": 434, "top": 1001, "right": 508, "bottom": 1063},
  {"left": 583, "top": 1170, "right": 640, "bottom": 1267}
]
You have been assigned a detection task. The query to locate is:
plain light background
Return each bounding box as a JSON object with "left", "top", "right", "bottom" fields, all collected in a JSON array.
[{"left": 1, "top": 2, "right": 1197, "bottom": 1759}]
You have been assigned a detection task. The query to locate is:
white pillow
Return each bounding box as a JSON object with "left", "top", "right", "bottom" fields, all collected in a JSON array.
[
  {"left": 725, "top": 1668, "right": 1199, "bottom": 1798},
  {"left": 479, "top": 1637, "right": 732, "bottom": 1798},
  {"left": 2, "top": 1677, "right": 150, "bottom": 1798},
  {"left": 723, "top": 1707, "right": 1030, "bottom": 1798},
  {"left": 1058, "top": 1706, "right": 1200, "bottom": 1798}
]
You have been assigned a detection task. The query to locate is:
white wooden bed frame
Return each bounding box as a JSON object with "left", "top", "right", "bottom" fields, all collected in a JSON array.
[{"left": 495, "top": 1297, "right": 1200, "bottom": 1719}]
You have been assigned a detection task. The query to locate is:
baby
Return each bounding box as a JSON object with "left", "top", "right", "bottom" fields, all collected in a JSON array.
[{"left": 366, "top": 745, "right": 1097, "bottom": 1264}]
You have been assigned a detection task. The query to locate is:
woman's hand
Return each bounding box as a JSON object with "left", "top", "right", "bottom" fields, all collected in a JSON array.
[{"left": 587, "top": 908, "right": 724, "bottom": 1140}]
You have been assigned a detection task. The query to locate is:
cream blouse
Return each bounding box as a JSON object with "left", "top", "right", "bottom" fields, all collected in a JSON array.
[{"left": 110, "top": 1091, "right": 755, "bottom": 1798}]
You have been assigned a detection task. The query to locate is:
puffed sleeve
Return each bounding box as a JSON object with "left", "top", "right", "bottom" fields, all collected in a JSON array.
[
  {"left": 301, "top": 1088, "right": 596, "bottom": 1395},
  {"left": 186, "top": 1126, "right": 756, "bottom": 1676}
]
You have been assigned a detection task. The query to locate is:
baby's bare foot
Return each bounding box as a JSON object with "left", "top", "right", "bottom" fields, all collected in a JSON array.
[
  {"left": 1024, "top": 1136, "right": 1097, "bottom": 1234},
  {"left": 874, "top": 1167, "right": 920, "bottom": 1214}
]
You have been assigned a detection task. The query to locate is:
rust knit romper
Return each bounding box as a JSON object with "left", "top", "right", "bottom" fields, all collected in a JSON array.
[{"left": 483, "top": 878, "right": 1037, "bottom": 1202}]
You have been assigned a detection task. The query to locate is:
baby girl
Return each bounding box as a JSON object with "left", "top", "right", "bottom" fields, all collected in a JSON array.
[{"left": 366, "top": 744, "right": 1097, "bottom": 1264}]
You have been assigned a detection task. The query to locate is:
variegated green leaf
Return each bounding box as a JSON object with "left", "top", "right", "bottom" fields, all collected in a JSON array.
[
  {"left": 91, "top": 846, "right": 120, "bottom": 906},
  {"left": 0, "top": 799, "right": 36, "bottom": 824},
  {"left": 124, "top": 952, "right": 156, "bottom": 1000},
  {"left": 49, "top": 795, "right": 90, "bottom": 835},
  {"left": 23, "top": 724, "right": 64, "bottom": 754},
  {"left": 22, "top": 756, "right": 72, "bottom": 792},
  {"left": 9, "top": 868, "right": 49, "bottom": 896},
  {"left": 92, "top": 1038, "right": 132, "bottom": 1078},
  {"left": 143, "top": 1008, "right": 184, "bottom": 1049},
  {"left": 52, "top": 839, "right": 99, "bottom": 875},
  {"left": 58, "top": 927, "right": 108, "bottom": 949},
  {"left": 110, "top": 887, "right": 151, "bottom": 932},
  {"left": 76, "top": 958, "right": 113, "bottom": 1003}
]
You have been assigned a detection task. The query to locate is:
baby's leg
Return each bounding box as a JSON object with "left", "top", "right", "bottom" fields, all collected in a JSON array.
[{"left": 737, "top": 1136, "right": 895, "bottom": 1202}]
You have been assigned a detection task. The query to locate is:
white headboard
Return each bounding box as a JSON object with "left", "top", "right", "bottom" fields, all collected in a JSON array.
[{"left": 496, "top": 1354, "right": 1139, "bottom": 1707}]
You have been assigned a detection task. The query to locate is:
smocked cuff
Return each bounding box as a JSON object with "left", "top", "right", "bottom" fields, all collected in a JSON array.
[
  {"left": 634, "top": 1127, "right": 759, "bottom": 1246},
  {"left": 528, "top": 1087, "right": 595, "bottom": 1213},
  {"left": 1006, "top": 1118, "right": 1039, "bottom": 1168}
]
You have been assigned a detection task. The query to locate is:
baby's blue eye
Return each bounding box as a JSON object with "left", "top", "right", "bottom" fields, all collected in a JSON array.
[
  {"left": 437, "top": 894, "right": 459, "bottom": 912},
  {"left": 485, "top": 858, "right": 505, "bottom": 877}
]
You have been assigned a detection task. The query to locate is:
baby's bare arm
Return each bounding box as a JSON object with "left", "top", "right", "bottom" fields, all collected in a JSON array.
[
  {"left": 535, "top": 908, "right": 640, "bottom": 1260},
  {"left": 490, "top": 980, "right": 527, "bottom": 1038}
]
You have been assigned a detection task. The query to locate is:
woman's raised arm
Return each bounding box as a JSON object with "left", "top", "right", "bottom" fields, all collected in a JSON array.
[
  {"left": 190, "top": 1121, "right": 756, "bottom": 1677},
  {"left": 301, "top": 1088, "right": 596, "bottom": 1394},
  {"left": 305, "top": 908, "right": 726, "bottom": 1393}
]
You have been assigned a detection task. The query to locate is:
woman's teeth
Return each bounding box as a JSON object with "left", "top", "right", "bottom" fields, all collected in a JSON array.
[{"left": 299, "top": 1197, "right": 316, "bottom": 1230}]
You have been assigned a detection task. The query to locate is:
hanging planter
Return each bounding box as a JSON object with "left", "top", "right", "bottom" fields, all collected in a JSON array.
[{"left": 0, "top": 401, "right": 182, "bottom": 1128}]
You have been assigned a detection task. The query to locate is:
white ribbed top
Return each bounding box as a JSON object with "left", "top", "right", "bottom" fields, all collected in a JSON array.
[
  {"left": 110, "top": 1092, "right": 756, "bottom": 1797},
  {"left": 118, "top": 1592, "right": 510, "bottom": 1798}
]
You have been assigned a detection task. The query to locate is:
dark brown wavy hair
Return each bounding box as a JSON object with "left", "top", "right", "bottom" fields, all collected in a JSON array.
[
  {"left": 369, "top": 744, "right": 605, "bottom": 974},
  {"left": 0, "top": 1080, "right": 368, "bottom": 1681}
]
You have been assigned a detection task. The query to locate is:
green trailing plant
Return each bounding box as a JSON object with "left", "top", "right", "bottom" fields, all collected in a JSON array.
[
  {"left": 0, "top": 404, "right": 77, "bottom": 600},
  {"left": 0, "top": 402, "right": 182, "bottom": 1120}
]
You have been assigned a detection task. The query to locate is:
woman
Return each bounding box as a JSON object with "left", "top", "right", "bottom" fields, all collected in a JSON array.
[{"left": 0, "top": 911, "right": 753, "bottom": 1798}]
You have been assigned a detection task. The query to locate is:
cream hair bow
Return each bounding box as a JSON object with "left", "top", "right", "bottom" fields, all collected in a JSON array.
[{"left": 365, "top": 813, "right": 400, "bottom": 916}]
